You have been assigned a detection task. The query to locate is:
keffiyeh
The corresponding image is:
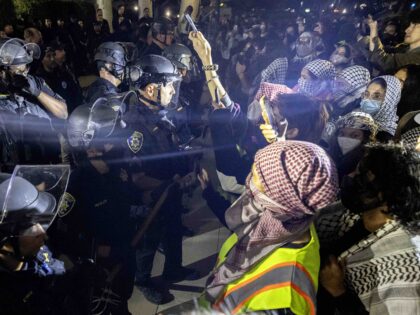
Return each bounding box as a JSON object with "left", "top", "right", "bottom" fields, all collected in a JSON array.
[
  {"left": 260, "top": 57, "right": 288, "bottom": 85},
  {"left": 396, "top": 111, "right": 420, "bottom": 149},
  {"left": 206, "top": 141, "right": 339, "bottom": 301},
  {"left": 298, "top": 59, "right": 336, "bottom": 97},
  {"left": 365, "top": 75, "right": 401, "bottom": 136},
  {"left": 335, "top": 111, "right": 378, "bottom": 141},
  {"left": 334, "top": 66, "right": 371, "bottom": 97}
]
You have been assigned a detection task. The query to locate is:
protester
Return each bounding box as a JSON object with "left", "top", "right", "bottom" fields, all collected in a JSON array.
[{"left": 318, "top": 143, "right": 420, "bottom": 315}]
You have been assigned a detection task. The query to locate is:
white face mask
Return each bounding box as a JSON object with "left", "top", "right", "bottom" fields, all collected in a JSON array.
[{"left": 337, "top": 136, "right": 361, "bottom": 155}]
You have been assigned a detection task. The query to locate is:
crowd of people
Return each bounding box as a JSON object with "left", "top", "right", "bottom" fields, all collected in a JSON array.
[{"left": 1, "top": 1, "right": 420, "bottom": 314}]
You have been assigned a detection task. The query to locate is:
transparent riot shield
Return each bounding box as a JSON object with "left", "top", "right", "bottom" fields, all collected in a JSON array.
[{"left": 0, "top": 165, "right": 70, "bottom": 236}]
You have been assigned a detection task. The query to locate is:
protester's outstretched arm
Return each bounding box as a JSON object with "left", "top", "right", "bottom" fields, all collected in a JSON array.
[
  {"left": 189, "top": 31, "right": 233, "bottom": 108},
  {"left": 367, "top": 16, "right": 420, "bottom": 72}
]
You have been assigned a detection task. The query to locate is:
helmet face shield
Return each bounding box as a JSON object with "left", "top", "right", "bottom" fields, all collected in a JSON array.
[
  {"left": 0, "top": 38, "right": 40, "bottom": 66},
  {"left": 0, "top": 165, "right": 70, "bottom": 236}
]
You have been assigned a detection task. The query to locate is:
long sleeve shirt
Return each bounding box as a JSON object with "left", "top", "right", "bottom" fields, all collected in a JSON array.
[{"left": 370, "top": 36, "right": 420, "bottom": 73}]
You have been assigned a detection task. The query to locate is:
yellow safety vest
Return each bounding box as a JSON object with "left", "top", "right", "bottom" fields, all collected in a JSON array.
[{"left": 206, "top": 224, "right": 320, "bottom": 315}]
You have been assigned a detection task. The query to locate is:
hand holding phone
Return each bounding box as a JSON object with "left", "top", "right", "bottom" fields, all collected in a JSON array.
[{"left": 185, "top": 14, "right": 198, "bottom": 33}]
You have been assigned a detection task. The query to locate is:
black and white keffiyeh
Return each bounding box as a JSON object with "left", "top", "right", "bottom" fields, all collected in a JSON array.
[
  {"left": 304, "top": 59, "right": 336, "bottom": 80},
  {"left": 341, "top": 221, "right": 420, "bottom": 315},
  {"left": 260, "top": 57, "right": 288, "bottom": 85},
  {"left": 335, "top": 65, "right": 371, "bottom": 95},
  {"left": 401, "top": 127, "right": 420, "bottom": 149},
  {"left": 398, "top": 111, "right": 420, "bottom": 149},
  {"left": 357, "top": 75, "right": 402, "bottom": 136},
  {"left": 335, "top": 111, "right": 378, "bottom": 141}
]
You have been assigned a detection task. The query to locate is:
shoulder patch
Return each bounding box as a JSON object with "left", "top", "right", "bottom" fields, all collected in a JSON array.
[
  {"left": 127, "top": 131, "right": 144, "bottom": 154},
  {"left": 58, "top": 192, "right": 76, "bottom": 217}
]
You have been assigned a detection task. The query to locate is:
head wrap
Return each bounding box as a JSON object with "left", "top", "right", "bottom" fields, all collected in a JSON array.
[
  {"left": 206, "top": 141, "right": 339, "bottom": 301},
  {"left": 335, "top": 65, "right": 371, "bottom": 96},
  {"left": 396, "top": 110, "right": 420, "bottom": 149},
  {"left": 360, "top": 75, "right": 401, "bottom": 136},
  {"left": 298, "top": 59, "right": 335, "bottom": 97},
  {"left": 335, "top": 111, "right": 378, "bottom": 141},
  {"left": 260, "top": 57, "right": 288, "bottom": 85}
]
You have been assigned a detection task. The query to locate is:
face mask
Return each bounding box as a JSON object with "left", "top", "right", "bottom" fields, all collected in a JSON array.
[
  {"left": 340, "top": 174, "right": 384, "bottom": 214},
  {"left": 330, "top": 54, "right": 349, "bottom": 66},
  {"left": 298, "top": 78, "right": 320, "bottom": 97},
  {"left": 337, "top": 136, "right": 361, "bottom": 155},
  {"left": 360, "top": 99, "right": 381, "bottom": 115},
  {"left": 296, "top": 44, "right": 313, "bottom": 57}
]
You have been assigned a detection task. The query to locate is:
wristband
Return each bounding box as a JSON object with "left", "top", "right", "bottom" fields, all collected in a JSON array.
[{"left": 202, "top": 64, "right": 219, "bottom": 71}]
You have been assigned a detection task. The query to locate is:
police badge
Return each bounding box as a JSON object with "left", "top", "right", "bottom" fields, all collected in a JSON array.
[
  {"left": 127, "top": 131, "right": 143, "bottom": 154},
  {"left": 58, "top": 192, "right": 76, "bottom": 217}
]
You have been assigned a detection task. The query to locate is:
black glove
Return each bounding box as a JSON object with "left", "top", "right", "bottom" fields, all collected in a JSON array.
[{"left": 11, "top": 74, "right": 42, "bottom": 97}]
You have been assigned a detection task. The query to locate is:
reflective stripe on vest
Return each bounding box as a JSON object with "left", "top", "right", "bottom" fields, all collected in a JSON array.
[{"left": 213, "top": 225, "right": 319, "bottom": 315}]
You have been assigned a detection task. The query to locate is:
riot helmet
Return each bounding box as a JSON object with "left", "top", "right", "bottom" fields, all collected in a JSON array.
[
  {"left": 151, "top": 18, "right": 175, "bottom": 45},
  {"left": 67, "top": 97, "right": 126, "bottom": 149},
  {"left": 163, "top": 43, "right": 192, "bottom": 71},
  {"left": 94, "top": 41, "right": 138, "bottom": 82},
  {"left": 132, "top": 54, "right": 180, "bottom": 88},
  {"left": 0, "top": 165, "right": 70, "bottom": 239},
  {"left": 0, "top": 38, "right": 41, "bottom": 67}
]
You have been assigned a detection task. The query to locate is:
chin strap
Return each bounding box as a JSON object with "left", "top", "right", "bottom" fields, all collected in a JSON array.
[{"left": 138, "top": 93, "right": 162, "bottom": 111}]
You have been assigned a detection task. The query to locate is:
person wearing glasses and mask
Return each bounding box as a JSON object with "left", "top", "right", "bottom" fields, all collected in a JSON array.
[{"left": 356, "top": 75, "right": 401, "bottom": 142}]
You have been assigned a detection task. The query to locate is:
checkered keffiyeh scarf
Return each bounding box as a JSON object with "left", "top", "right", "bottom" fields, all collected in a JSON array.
[
  {"left": 260, "top": 57, "right": 288, "bottom": 85},
  {"left": 335, "top": 111, "right": 378, "bottom": 141},
  {"left": 370, "top": 75, "right": 401, "bottom": 135},
  {"left": 304, "top": 59, "right": 336, "bottom": 80},
  {"left": 336, "top": 66, "right": 371, "bottom": 95},
  {"left": 401, "top": 127, "right": 420, "bottom": 149},
  {"left": 255, "top": 82, "right": 294, "bottom": 103},
  {"left": 342, "top": 222, "right": 420, "bottom": 315},
  {"left": 206, "top": 141, "right": 339, "bottom": 301},
  {"left": 397, "top": 111, "right": 420, "bottom": 149}
]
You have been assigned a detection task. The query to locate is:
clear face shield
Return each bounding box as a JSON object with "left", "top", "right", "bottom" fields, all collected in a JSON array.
[
  {"left": 0, "top": 38, "right": 40, "bottom": 74},
  {"left": 167, "top": 79, "right": 182, "bottom": 110},
  {"left": 0, "top": 165, "right": 70, "bottom": 237}
]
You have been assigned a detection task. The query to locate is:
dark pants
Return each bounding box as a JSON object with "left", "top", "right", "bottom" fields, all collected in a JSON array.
[{"left": 135, "top": 191, "right": 183, "bottom": 283}]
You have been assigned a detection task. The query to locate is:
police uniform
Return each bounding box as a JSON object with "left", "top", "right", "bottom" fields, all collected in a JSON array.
[
  {"left": 53, "top": 160, "right": 136, "bottom": 314},
  {"left": 0, "top": 77, "right": 64, "bottom": 171},
  {"left": 85, "top": 77, "right": 120, "bottom": 104},
  {"left": 122, "top": 97, "right": 187, "bottom": 284},
  {"left": 0, "top": 244, "right": 68, "bottom": 315}
]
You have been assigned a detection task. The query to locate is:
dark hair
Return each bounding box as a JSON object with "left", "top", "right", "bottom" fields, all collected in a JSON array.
[
  {"left": 271, "top": 94, "right": 328, "bottom": 144},
  {"left": 361, "top": 143, "right": 420, "bottom": 233},
  {"left": 336, "top": 43, "right": 352, "bottom": 58},
  {"left": 396, "top": 64, "right": 420, "bottom": 117},
  {"left": 369, "top": 77, "right": 387, "bottom": 90},
  {"left": 408, "top": 8, "right": 420, "bottom": 24}
]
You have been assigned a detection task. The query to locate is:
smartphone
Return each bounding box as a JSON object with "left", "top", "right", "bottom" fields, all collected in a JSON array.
[{"left": 185, "top": 14, "right": 198, "bottom": 32}]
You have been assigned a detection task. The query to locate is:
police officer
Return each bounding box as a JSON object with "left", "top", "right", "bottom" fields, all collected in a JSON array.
[
  {"left": 162, "top": 43, "right": 200, "bottom": 147},
  {"left": 0, "top": 165, "right": 85, "bottom": 315},
  {"left": 85, "top": 41, "right": 133, "bottom": 103},
  {"left": 65, "top": 98, "right": 137, "bottom": 314},
  {"left": 0, "top": 38, "right": 68, "bottom": 170},
  {"left": 142, "top": 18, "right": 175, "bottom": 56},
  {"left": 0, "top": 38, "right": 68, "bottom": 119},
  {"left": 124, "top": 54, "right": 199, "bottom": 304}
]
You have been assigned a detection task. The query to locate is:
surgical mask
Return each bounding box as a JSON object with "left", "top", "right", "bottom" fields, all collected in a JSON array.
[
  {"left": 330, "top": 54, "right": 349, "bottom": 66},
  {"left": 298, "top": 78, "right": 320, "bottom": 97},
  {"left": 337, "top": 136, "right": 361, "bottom": 155},
  {"left": 360, "top": 99, "right": 381, "bottom": 115}
]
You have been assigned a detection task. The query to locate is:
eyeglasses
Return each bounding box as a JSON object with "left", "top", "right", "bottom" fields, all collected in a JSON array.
[{"left": 362, "top": 91, "right": 385, "bottom": 101}]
